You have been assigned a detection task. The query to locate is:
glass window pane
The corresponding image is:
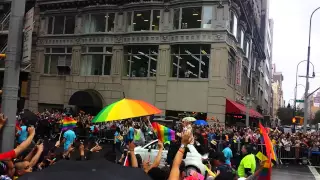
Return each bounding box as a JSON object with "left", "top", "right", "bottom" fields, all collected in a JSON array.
[
  {"left": 171, "top": 55, "right": 179, "bottom": 77},
  {"left": 241, "top": 31, "right": 244, "bottom": 49},
  {"left": 181, "top": 7, "right": 202, "bottom": 29},
  {"left": 133, "top": 10, "right": 151, "bottom": 31},
  {"left": 230, "top": 11, "right": 234, "bottom": 34},
  {"left": 67, "top": 48, "right": 72, "bottom": 53},
  {"left": 179, "top": 44, "right": 200, "bottom": 55},
  {"left": 152, "top": 10, "right": 160, "bottom": 31},
  {"left": 53, "top": 16, "right": 65, "bottom": 34},
  {"left": 127, "top": 12, "right": 132, "bottom": 32},
  {"left": 81, "top": 55, "right": 103, "bottom": 75},
  {"left": 45, "top": 48, "right": 50, "bottom": 53},
  {"left": 180, "top": 54, "right": 200, "bottom": 78},
  {"left": 91, "top": 14, "right": 106, "bottom": 32},
  {"left": 88, "top": 47, "right": 103, "bottom": 52},
  {"left": 52, "top": 48, "right": 65, "bottom": 53},
  {"left": 149, "top": 55, "right": 157, "bottom": 77},
  {"left": 107, "top": 13, "right": 115, "bottom": 32},
  {"left": 201, "top": 55, "right": 209, "bottom": 78},
  {"left": 65, "top": 16, "right": 75, "bottom": 34},
  {"left": 81, "top": 46, "right": 87, "bottom": 53},
  {"left": 105, "top": 47, "right": 113, "bottom": 54},
  {"left": 104, "top": 55, "right": 112, "bottom": 75},
  {"left": 202, "top": 6, "right": 212, "bottom": 28},
  {"left": 83, "top": 14, "right": 90, "bottom": 33},
  {"left": 173, "top": 8, "right": 180, "bottom": 30},
  {"left": 44, "top": 55, "right": 50, "bottom": 74},
  {"left": 233, "top": 15, "right": 238, "bottom": 37},
  {"left": 124, "top": 55, "right": 131, "bottom": 77},
  {"left": 47, "top": 17, "right": 53, "bottom": 34},
  {"left": 50, "top": 55, "right": 58, "bottom": 74},
  {"left": 131, "top": 54, "right": 148, "bottom": 77}
]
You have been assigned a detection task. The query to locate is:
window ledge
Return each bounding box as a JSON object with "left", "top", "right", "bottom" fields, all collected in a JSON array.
[
  {"left": 169, "top": 28, "right": 223, "bottom": 33},
  {"left": 40, "top": 34, "right": 76, "bottom": 37},
  {"left": 40, "top": 74, "right": 69, "bottom": 78},
  {"left": 122, "top": 76, "right": 156, "bottom": 80},
  {"left": 168, "top": 78, "right": 209, "bottom": 82}
]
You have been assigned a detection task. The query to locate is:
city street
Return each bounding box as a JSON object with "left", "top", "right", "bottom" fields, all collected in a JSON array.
[{"left": 272, "top": 165, "right": 316, "bottom": 180}]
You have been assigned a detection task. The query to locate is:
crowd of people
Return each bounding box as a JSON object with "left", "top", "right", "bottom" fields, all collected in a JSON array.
[{"left": 0, "top": 109, "right": 316, "bottom": 179}]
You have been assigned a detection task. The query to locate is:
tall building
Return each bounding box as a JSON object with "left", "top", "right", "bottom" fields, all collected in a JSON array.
[
  {"left": 2, "top": 0, "right": 269, "bottom": 125},
  {"left": 272, "top": 69, "right": 284, "bottom": 120},
  {"left": 259, "top": 0, "right": 273, "bottom": 116}
]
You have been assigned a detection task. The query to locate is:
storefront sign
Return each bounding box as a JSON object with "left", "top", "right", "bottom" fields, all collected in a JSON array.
[
  {"left": 22, "top": 7, "right": 34, "bottom": 64},
  {"left": 235, "top": 56, "right": 242, "bottom": 86}
]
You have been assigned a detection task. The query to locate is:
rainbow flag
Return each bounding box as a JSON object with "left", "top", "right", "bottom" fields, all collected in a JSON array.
[
  {"left": 151, "top": 122, "right": 175, "bottom": 143},
  {"left": 258, "top": 123, "right": 276, "bottom": 180},
  {"left": 62, "top": 117, "right": 77, "bottom": 131}
]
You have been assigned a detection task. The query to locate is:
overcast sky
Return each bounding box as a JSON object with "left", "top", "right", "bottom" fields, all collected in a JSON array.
[{"left": 270, "top": 0, "right": 320, "bottom": 105}]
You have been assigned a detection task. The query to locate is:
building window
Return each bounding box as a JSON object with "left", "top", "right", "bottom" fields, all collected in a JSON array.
[
  {"left": 80, "top": 46, "right": 112, "bottom": 76},
  {"left": 202, "top": 6, "right": 213, "bottom": 28},
  {"left": 47, "top": 16, "right": 75, "bottom": 35},
  {"left": 83, "top": 13, "right": 115, "bottom": 33},
  {"left": 124, "top": 45, "right": 158, "bottom": 77},
  {"left": 173, "top": 6, "right": 213, "bottom": 30},
  {"left": 171, "top": 44, "right": 210, "bottom": 78},
  {"left": 126, "top": 10, "right": 160, "bottom": 31},
  {"left": 44, "top": 47, "right": 72, "bottom": 75},
  {"left": 173, "top": 8, "right": 180, "bottom": 30},
  {"left": 245, "top": 41, "right": 250, "bottom": 58},
  {"left": 227, "top": 58, "right": 235, "bottom": 85},
  {"left": 229, "top": 11, "right": 238, "bottom": 38},
  {"left": 240, "top": 30, "right": 245, "bottom": 49},
  {"left": 241, "top": 69, "right": 248, "bottom": 95}
]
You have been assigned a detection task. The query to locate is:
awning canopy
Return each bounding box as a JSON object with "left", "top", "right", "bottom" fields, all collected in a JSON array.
[{"left": 226, "top": 99, "right": 263, "bottom": 119}]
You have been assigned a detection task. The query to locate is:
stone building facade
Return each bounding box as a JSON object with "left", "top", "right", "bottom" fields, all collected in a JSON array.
[{"left": 24, "top": 0, "right": 266, "bottom": 123}]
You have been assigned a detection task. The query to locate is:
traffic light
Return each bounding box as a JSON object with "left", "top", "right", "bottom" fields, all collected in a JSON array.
[
  {"left": 292, "top": 117, "right": 296, "bottom": 123},
  {"left": 294, "top": 116, "right": 304, "bottom": 125},
  {"left": 0, "top": 54, "right": 6, "bottom": 58}
]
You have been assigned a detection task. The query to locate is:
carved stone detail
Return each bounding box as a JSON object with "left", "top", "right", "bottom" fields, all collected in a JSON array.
[
  {"left": 230, "top": 2, "right": 241, "bottom": 16},
  {"left": 239, "top": 20, "right": 247, "bottom": 31}
]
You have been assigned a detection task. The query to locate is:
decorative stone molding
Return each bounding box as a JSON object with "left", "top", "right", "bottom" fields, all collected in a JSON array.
[
  {"left": 37, "top": 38, "right": 75, "bottom": 46},
  {"left": 37, "top": 31, "right": 232, "bottom": 46},
  {"left": 123, "top": 35, "right": 161, "bottom": 44},
  {"left": 230, "top": 2, "right": 241, "bottom": 17},
  {"left": 239, "top": 20, "right": 247, "bottom": 32},
  {"left": 164, "top": 5, "right": 169, "bottom": 12}
]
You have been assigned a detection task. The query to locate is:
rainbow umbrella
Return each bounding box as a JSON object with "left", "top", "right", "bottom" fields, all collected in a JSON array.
[{"left": 92, "top": 98, "right": 161, "bottom": 123}]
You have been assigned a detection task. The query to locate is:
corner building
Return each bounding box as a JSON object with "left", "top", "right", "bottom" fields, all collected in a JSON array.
[{"left": 27, "top": 0, "right": 266, "bottom": 124}]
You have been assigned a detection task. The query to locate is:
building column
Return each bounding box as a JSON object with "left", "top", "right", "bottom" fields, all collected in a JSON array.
[
  {"left": 71, "top": 46, "right": 81, "bottom": 76},
  {"left": 155, "top": 44, "right": 170, "bottom": 116},
  {"left": 26, "top": 46, "right": 44, "bottom": 111},
  {"left": 108, "top": 45, "right": 124, "bottom": 103},
  {"left": 207, "top": 43, "right": 229, "bottom": 123}
]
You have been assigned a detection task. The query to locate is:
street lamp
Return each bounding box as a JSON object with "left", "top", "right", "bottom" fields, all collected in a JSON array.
[
  {"left": 303, "top": 7, "right": 320, "bottom": 133},
  {"left": 294, "top": 60, "right": 314, "bottom": 113}
]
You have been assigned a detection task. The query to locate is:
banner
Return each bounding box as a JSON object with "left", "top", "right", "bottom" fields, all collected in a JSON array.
[
  {"left": 22, "top": 7, "right": 34, "bottom": 64},
  {"left": 235, "top": 56, "right": 242, "bottom": 86}
]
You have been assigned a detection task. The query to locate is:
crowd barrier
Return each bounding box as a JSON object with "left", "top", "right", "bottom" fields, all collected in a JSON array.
[{"left": 214, "top": 140, "right": 315, "bottom": 166}]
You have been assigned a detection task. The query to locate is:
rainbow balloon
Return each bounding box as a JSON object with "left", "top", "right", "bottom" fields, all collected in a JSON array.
[
  {"left": 92, "top": 98, "right": 161, "bottom": 122},
  {"left": 62, "top": 117, "right": 77, "bottom": 131},
  {"left": 152, "top": 122, "right": 175, "bottom": 142}
]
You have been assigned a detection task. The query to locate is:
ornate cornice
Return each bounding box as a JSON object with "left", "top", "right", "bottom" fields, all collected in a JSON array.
[{"left": 230, "top": 1, "right": 241, "bottom": 16}]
